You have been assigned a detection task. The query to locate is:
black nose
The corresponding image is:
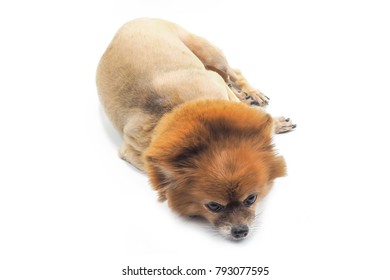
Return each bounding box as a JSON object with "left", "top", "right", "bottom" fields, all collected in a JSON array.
[{"left": 231, "top": 225, "right": 249, "bottom": 239}]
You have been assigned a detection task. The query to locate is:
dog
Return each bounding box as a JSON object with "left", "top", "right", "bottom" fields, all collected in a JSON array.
[{"left": 96, "top": 18, "right": 295, "bottom": 240}]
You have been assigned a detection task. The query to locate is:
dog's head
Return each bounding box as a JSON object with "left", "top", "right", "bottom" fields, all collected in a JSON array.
[{"left": 144, "top": 100, "right": 286, "bottom": 240}]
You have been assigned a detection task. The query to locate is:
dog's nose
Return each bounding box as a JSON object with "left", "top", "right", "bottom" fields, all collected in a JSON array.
[{"left": 231, "top": 225, "right": 249, "bottom": 239}]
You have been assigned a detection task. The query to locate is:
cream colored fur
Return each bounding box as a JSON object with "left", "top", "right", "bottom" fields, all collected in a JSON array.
[{"left": 96, "top": 18, "right": 294, "bottom": 170}]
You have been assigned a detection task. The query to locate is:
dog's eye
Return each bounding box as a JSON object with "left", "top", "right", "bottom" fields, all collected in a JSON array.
[
  {"left": 205, "top": 202, "right": 224, "bottom": 213},
  {"left": 243, "top": 194, "right": 257, "bottom": 207}
]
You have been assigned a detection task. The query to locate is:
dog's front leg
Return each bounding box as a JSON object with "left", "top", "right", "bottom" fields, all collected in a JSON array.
[{"left": 272, "top": 116, "right": 297, "bottom": 134}]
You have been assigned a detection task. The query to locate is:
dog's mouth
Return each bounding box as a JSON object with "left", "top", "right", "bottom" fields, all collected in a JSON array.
[{"left": 218, "top": 224, "right": 251, "bottom": 241}]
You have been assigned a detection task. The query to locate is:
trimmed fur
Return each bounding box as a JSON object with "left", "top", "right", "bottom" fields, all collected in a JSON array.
[{"left": 97, "top": 18, "right": 291, "bottom": 239}]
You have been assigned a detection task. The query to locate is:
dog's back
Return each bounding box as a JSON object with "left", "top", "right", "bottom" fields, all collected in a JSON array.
[
  {"left": 96, "top": 18, "right": 230, "bottom": 168},
  {"left": 97, "top": 18, "right": 228, "bottom": 130}
]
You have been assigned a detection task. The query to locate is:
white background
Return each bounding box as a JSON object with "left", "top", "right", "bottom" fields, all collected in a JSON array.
[{"left": 1, "top": 0, "right": 390, "bottom": 279}]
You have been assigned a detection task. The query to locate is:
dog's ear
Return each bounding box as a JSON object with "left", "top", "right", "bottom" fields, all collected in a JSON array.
[
  {"left": 144, "top": 157, "right": 174, "bottom": 201},
  {"left": 254, "top": 115, "right": 287, "bottom": 181},
  {"left": 145, "top": 143, "right": 203, "bottom": 200},
  {"left": 263, "top": 114, "right": 274, "bottom": 138},
  {"left": 253, "top": 113, "right": 274, "bottom": 147},
  {"left": 269, "top": 155, "right": 287, "bottom": 181}
]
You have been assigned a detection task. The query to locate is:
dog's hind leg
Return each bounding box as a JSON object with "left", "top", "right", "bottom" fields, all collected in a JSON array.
[
  {"left": 229, "top": 69, "right": 270, "bottom": 107},
  {"left": 176, "top": 28, "right": 236, "bottom": 83},
  {"left": 175, "top": 26, "right": 269, "bottom": 107}
]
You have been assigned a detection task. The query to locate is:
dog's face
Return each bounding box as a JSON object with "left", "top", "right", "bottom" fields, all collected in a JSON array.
[
  {"left": 161, "top": 146, "right": 285, "bottom": 240},
  {"left": 144, "top": 100, "right": 286, "bottom": 240}
]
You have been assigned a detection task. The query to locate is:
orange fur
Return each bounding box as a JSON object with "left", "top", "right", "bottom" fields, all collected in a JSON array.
[
  {"left": 144, "top": 99, "right": 286, "bottom": 226},
  {"left": 97, "top": 18, "right": 291, "bottom": 240}
]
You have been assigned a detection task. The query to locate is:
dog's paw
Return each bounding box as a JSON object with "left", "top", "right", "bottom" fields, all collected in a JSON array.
[
  {"left": 228, "top": 81, "right": 269, "bottom": 107},
  {"left": 242, "top": 89, "right": 269, "bottom": 107},
  {"left": 273, "top": 116, "right": 296, "bottom": 134}
]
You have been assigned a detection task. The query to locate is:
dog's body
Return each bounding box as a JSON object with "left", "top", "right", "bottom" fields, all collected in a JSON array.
[{"left": 97, "top": 18, "right": 294, "bottom": 240}]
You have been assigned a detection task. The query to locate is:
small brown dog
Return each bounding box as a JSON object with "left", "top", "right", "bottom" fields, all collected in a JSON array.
[{"left": 96, "top": 18, "right": 295, "bottom": 240}]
